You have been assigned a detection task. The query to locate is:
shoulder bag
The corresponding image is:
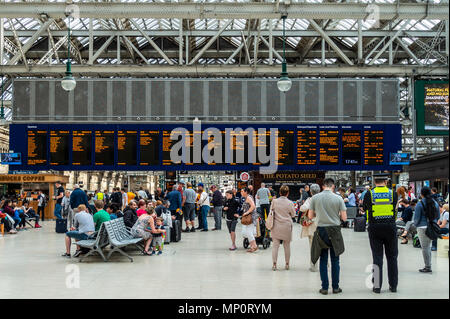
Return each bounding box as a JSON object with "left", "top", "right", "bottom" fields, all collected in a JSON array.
[
  {"left": 241, "top": 211, "right": 253, "bottom": 225},
  {"left": 266, "top": 200, "right": 275, "bottom": 230}
]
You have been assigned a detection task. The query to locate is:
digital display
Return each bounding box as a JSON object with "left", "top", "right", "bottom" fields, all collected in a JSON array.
[
  {"left": 73, "top": 131, "right": 92, "bottom": 166},
  {"left": 27, "top": 130, "right": 47, "bottom": 165},
  {"left": 319, "top": 130, "right": 339, "bottom": 165},
  {"left": 364, "top": 130, "right": 384, "bottom": 166},
  {"left": 11, "top": 124, "right": 402, "bottom": 171},
  {"left": 415, "top": 79, "right": 449, "bottom": 136},
  {"left": 50, "top": 130, "right": 70, "bottom": 165},
  {"left": 297, "top": 130, "right": 317, "bottom": 165},
  {"left": 140, "top": 131, "right": 160, "bottom": 166},
  {"left": 424, "top": 83, "right": 449, "bottom": 131},
  {"left": 0, "top": 153, "right": 22, "bottom": 165},
  {"left": 390, "top": 153, "right": 410, "bottom": 165},
  {"left": 95, "top": 131, "right": 114, "bottom": 166},
  {"left": 118, "top": 130, "right": 137, "bottom": 166},
  {"left": 342, "top": 130, "right": 361, "bottom": 165}
]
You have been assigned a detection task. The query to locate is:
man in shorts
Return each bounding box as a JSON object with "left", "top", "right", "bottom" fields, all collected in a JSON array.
[{"left": 183, "top": 182, "right": 197, "bottom": 232}]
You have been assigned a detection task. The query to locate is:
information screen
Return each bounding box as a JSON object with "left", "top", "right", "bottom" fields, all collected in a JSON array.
[
  {"left": 73, "top": 131, "right": 92, "bottom": 166},
  {"left": 95, "top": 131, "right": 114, "bottom": 166},
  {"left": 49, "top": 130, "right": 70, "bottom": 165},
  {"left": 342, "top": 130, "right": 361, "bottom": 165},
  {"left": 13, "top": 123, "right": 401, "bottom": 171},
  {"left": 118, "top": 130, "right": 137, "bottom": 166},
  {"left": 297, "top": 130, "right": 317, "bottom": 165},
  {"left": 364, "top": 130, "right": 384, "bottom": 166},
  {"left": 140, "top": 131, "right": 160, "bottom": 166},
  {"left": 319, "top": 130, "right": 339, "bottom": 165},
  {"left": 27, "top": 130, "right": 47, "bottom": 165}
]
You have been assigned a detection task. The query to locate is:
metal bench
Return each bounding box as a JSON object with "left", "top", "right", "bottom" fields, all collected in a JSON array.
[
  {"left": 77, "top": 223, "right": 110, "bottom": 262},
  {"left": 104, "top": 218, "right": 143, "bottom": 262}
]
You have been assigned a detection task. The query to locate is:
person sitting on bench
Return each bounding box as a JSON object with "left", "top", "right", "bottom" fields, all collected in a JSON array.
[
  {"left": 22, "top": 201, "right": 42, "bottom": 228},
  {"left": 62, "top": 204, "right": 95, "bottom": 258}
]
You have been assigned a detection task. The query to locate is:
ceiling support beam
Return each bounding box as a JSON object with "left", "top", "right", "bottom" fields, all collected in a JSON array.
[
  {"left": 189, "top": 19, "right": 233, "bottom": 65},
  {"left": 0, "top": 2, "right": 447, "bottom": 20},
  {"left": 309, "top": 19, "right": 353, "bottom": 65},
  {"left": 88, "top": 35, "right": 115, "bottom": 64},
  {"left": 129, "top": 18, "right": 174, "bottom": 65},
  {"left": 7, "top": 19, "right": 53, "bottom": 66}
]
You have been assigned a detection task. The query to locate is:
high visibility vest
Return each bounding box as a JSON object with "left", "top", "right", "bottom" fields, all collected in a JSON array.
[
  {"left": 96, "top": 192, "right": 104, "bottom": 201},
  {"left": 366, "top": 186, "right": 395, "bottom": 222}
]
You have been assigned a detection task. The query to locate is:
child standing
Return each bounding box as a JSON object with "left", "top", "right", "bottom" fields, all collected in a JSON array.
[{"left": 149, "top": 217, "right": 166, "bottom": 255}]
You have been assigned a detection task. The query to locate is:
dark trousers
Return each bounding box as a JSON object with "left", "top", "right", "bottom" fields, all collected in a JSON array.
[
  {"left": 317, "top": 227, "right": 340, "bottom": 290},
  {"left": 171, "top": 210, "right": 182, "bottom": 222},
  {"left": 260, "top": 204, "right": 271, "bottom": 220},
  {"left": 432, "top": 228, "right": 449, "bottom": 248},
  {"left": 368, "top": 222, "right": 398, "bottom": 289},
  {"left": 197, "top": 208, "right": 203, "bottom": 229},
  {"left": 37, "top": 206, "right": 45, "bottom": 221}
]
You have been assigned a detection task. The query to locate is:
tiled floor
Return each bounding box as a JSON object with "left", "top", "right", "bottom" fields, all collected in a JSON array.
[{"left": 0, "top": 218, "right": 448, "bottom": 299}]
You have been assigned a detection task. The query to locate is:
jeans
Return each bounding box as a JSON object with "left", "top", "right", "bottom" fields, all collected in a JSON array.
[
  {"left": 37, "top": 206, "right": 45, "bottom": 221},
  {"left": 201, "top": 205, "right": 210, "bottom": 230},
  {"left": 317, "top": 227, "right": 340, "bottom": 290},
  {"left": 432, "top": 228, "right": 449, "bottom": 248},
  {"left": 197, "top": 208, "right": 203, "bottom": 229},
  {"left": 213, "top": 206, "right": 223, "bottom": 230},
  {"left": 417, "top": 228, "right": 433, "bottom": 269},
  {"left": 54, "top": 203, "right": 62, "bottom": 219},
  {"left": 368, "top": 223, "right": 398, "bottom": 289}
]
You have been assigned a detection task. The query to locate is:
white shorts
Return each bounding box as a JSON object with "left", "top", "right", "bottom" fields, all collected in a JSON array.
[{"left": 241, "top": 223, "right": 256, "bottom": 242}]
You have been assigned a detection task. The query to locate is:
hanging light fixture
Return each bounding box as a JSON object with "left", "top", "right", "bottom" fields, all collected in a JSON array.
[
  {"left": 61, "top": 15, "right": 76, "bottom": 91},
  {"left": 277, "top": 15, "right": 292, "bottom": 93}
]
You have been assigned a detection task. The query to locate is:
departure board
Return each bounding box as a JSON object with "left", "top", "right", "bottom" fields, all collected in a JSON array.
[
  {"left": 297, "top": 130, "right": 317, "bottom": 165},
  {"left": 140, "top": 131, "right": 160, "bottom": 166},
  {"left": 118, "top": 130, "right": 137, "bottom": 166},
  {"left": 342, "top": 130, "right": 361, "bottom": 165},
  {"left": 27, "top": 130, "right": 47, "bottom": 165},
  {"left": 11, "top": 123, "right": 402, "bottom": 171},
  {"left": 364, "top": 130, "right": 384, "bottom": 165},
  {"left": 95, "top": 131, "right": 114, "bottom": 166},
  {"left": 319, "top": 130, "right": 339, "bottom": 165},
  {"left": 73, "top": 131, "right": 92, "bottom": 166},
  {"left": 49, "top": 130, "right": 70, "bottom": 165}
]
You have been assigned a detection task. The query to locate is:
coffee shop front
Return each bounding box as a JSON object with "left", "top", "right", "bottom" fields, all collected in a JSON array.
[{"left": 0, "top": 174, "right": 69, "bottom": 220}]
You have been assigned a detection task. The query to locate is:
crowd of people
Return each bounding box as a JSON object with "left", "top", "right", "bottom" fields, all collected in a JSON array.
[{"left": 1, "top": 176, "right": 448, "bottom": 295}]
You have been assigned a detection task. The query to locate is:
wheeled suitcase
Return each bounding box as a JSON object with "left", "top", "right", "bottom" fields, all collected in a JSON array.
[
  {"left": 170, "top": 219, "right": 182, "bottom": 242},
  {"left": 55, "top": 219, "right": 67, "bottom": 233},
  {"left": 354, "top": 217, "right": 366, "bottom": 232}
]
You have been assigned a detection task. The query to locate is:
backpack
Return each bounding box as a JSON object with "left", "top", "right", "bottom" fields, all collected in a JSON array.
[{"left": 413, "top": 234, "right": 421, "bottom": 248}]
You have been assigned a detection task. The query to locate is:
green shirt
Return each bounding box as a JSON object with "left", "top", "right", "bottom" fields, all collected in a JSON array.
[{"left": 93, "top": 209, "right": 111, "bottom": 231}]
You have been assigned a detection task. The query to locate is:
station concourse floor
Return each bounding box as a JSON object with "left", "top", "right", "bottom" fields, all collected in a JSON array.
[{"left": 0, "top": 217, "right": 448, "bottom": 299}]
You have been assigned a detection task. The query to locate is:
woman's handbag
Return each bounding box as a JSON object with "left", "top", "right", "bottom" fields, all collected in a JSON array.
[
  {"left": 241, "top": 212, "right": 253, "bottom": 225},
  {"left": 425, "top": 219, "right": 442, "bottom": 240},
  {"left": 266, "top": 202, "right": 274, "bottom": 230}
]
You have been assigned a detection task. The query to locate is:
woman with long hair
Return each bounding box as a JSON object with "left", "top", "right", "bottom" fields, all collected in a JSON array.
[{"left": 413, "top": 186, "right": 440, "bottom": 273}]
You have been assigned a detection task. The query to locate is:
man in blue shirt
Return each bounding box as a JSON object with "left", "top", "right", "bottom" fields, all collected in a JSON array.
[
  {"left": 166, "top": 185, "right": 182, "bottom": 222},
  {"left": 69, "top": 184, "right": 89, "bottom": 212}
]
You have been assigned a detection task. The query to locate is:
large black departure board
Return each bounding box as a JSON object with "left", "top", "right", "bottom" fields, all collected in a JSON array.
[
  {"left": 73, "top": 131, "right": 92, "bottom": 166},
  {"left": 95, "top": 131, "right": 114, "bottom": 166},
  {"left": 342, "top": 130, "right": 361, "bottom": 165},
  {"left": 118, "top": 130, "right": 137, "bottom": 166},
  {"left": 364, "top": 130, "right": 384, "bottom": 165},
  {"left": 12, "top": 123, "right": 401, "bottom": 171},
  {"left": 50, "top": 130, "right": 70, "bottom": 165},
  {"left": 319, "top": 130, "right": 339, "bottom": 165},
  {"left": 27, "top": 130, "right": 47, "bottom": 165},
  {"left": 140, "top": 131, "right": 160, "bottom": 166},
  {"left": 297, "top": 130, "right": 317, "bottom": 165}
]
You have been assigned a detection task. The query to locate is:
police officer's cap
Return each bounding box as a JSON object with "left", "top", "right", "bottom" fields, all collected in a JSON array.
[{"left": 372, "top": 173, "right": 389, "bottom": 180}]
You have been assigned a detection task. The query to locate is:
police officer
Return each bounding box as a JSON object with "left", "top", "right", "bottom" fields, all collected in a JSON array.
[{"left": 363, "top": 173, "right": 398, "bottom": 294}]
